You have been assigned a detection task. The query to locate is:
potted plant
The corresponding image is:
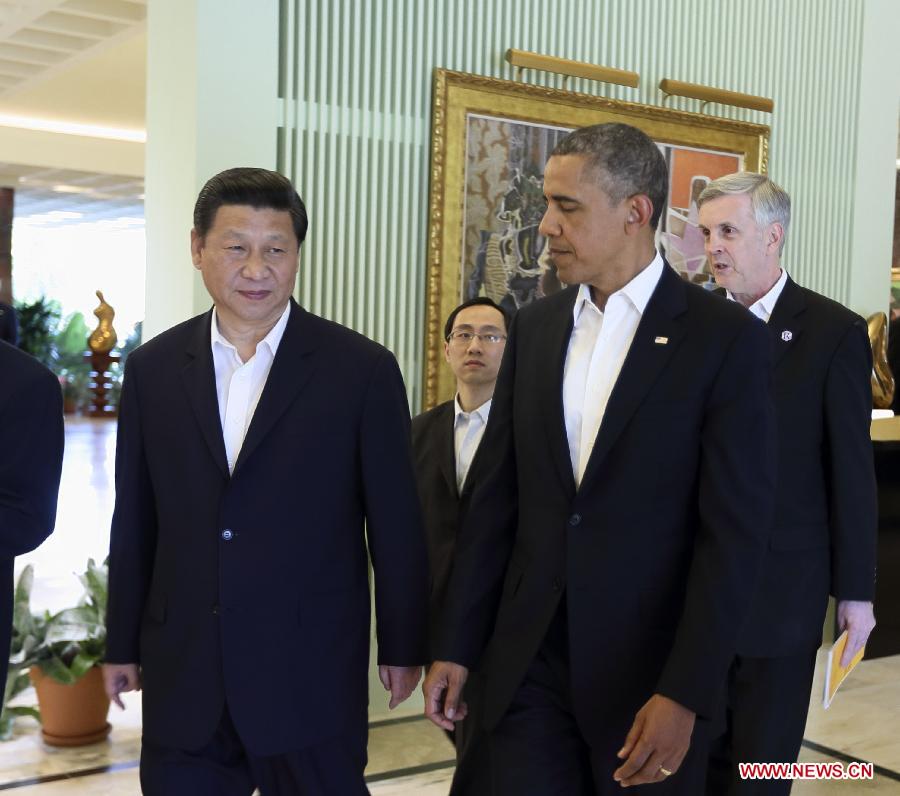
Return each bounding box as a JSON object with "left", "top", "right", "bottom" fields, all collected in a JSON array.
[
  {"left": 1, "top": 559, "right": 111, "bottom": 746},
  {"left": 0, "top": 567, "right": 43, "bottom": 740}
]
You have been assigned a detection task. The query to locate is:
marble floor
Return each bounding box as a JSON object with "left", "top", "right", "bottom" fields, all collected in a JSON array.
[{"left": 4, "top": 419, "right": 899, "bottom": 793}]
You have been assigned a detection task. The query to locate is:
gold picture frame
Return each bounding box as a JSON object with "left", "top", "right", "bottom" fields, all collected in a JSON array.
[{"left": 424, "top": 68, "right": 770, "bottom": 408}]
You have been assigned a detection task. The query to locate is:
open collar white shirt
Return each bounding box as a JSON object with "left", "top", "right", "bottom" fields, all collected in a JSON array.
[
  {"left": 563, "top": 252, "right": 665, "bottom": 487},
  {"left": 453, "top": 396, "right": 492, "bottom": 492},
  {"left": 726, "top": 268, "right": 787, "bottom": 324},
  {"left": 210, "top": 302, "right": 291, "bottom": 473}
]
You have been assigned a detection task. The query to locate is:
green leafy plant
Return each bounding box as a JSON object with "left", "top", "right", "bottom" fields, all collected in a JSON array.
[
  {"left": 14, "top": 297, "right": 61, "bottom": 368},
  {"left": 0, "top": 559, "right": 108, "bottom": 740}
]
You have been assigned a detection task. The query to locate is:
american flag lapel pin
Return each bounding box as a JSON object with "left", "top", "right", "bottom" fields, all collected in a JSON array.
[{"left": 654, "top": 336, "right": 668, "bottom": 345}]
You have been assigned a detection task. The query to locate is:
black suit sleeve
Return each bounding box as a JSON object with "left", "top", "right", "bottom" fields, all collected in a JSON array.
[
  {"left": 825, "top": 319, "right": 877, "bottom": 600},
  {"left": 362, "top": 350, "right": 429, "bottom": 666},
  {"left": 656, "top": 317, "right": 777, "bottom": 717},
  {"left": 0, "top": 365, "right": 63, "bottom": 558},
  {"left": 435, "top": 313, "right": 520, "bottom": 668},
  {"left": 106, "top": 356, "right": 159, "bottom": 664}
]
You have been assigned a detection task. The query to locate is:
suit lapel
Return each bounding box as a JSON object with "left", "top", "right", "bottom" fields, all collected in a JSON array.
[
  {"left": 180, "top": 310, "right": 230, "bottom": 478},
  {"left": 543, "top": 287, "right": 579, "bottom": 498},
  {"left": 766, "top": 276, "right": 805, "bottom": 366},
  {"left": 579, "top": 264, "right": 687, "bottom": 490},
  {"left": 438, "top": 402, "right": 459, "bottom": 499},
  {"left": 232, "top": 300, "right": 317, "bottom": 474}
]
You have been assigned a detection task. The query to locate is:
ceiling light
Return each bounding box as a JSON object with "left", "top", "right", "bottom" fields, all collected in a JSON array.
[{"left": 0, "top": 113, "right": 145, "bottom": 142}]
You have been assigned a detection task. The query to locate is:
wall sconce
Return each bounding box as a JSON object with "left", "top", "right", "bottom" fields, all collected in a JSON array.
[
  {"left": 658, "top": 79, "right": 774, "bottom": 114},
  {"left": 505, "top": 49, "right": 639, "bottom": 89}
]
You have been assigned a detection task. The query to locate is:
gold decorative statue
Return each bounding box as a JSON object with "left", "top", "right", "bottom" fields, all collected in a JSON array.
[
  {"left": 867, "top": 311, "right": 894, "bottom": 409},
  {"left": 88, "top": 290, "right": 118, "bottom": 354}
]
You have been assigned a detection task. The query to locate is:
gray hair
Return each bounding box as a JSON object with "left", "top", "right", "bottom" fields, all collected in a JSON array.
[
  {"left": 551, "top": 123, "right": 669, "bottom": 229},
  {"left": 697, "top": 172, "right": 791, "bottom": 253}
]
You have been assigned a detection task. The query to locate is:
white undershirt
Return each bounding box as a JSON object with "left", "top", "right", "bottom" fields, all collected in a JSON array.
[
  {"left": 726, "top": 268, "right": 787, "bottom": 324},
  {"left": 563, "top": 253, "right": 664, "bottom": 487},
  {"left": 210, "top": 303, "right": 291, "bottom": 473},
  {"left": 453, "top": 396, "right": 492, "bottom": 491}
]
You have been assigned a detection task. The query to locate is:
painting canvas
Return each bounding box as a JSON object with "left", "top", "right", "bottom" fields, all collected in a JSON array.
[{"left": 426, "top": 69, "right": 769, "bottom": 407}]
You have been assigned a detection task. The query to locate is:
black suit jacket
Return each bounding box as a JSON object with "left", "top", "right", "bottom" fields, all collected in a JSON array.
[
  {"left": 411, "top": 400, "right": 485, "bottom": 656},
  {"left": 106, "top": 300, "right": 428, "bottom": 755},
  {"left": 0, "top": 341, "right": 64, "bottom": 687},
  {"left": 437, "top": 264, "right": 777, "bottom": 748},
  {"left": 0, "top": 303, "right": 17, "bottom": 346},
  {"left": 735, "top": 277, "right": 877, "bottom": 657}
]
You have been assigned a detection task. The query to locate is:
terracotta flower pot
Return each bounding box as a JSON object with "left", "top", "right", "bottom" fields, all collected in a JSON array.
[{"left": 29, "top": 665, "right": 111, "bottom": 747}]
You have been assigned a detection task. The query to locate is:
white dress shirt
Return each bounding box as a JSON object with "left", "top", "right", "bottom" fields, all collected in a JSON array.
[
  {"left": 454, "top": 396, "right": 492, "bottom": 491},
  {"left": 211, "top": 303, "right": 291, "bottom": 473},
  {"left": 563, "top": 253, "right": 665, "bottom": 487},
  {"left": 726, "top": 268, "right": 787, "bottom": 324}
]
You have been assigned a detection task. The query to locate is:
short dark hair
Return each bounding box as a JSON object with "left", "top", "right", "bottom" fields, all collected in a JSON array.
[
  {"left": 551, "top": 123, "right": 669, "bottom": 229},
  {"left": 193, "top": 167, "right": 309, "bottom": 245},
  {"left": 443, "top": 297, "right": 510, "bottom": 341}
]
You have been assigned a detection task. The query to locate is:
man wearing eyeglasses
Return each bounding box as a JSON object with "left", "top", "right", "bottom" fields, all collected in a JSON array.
[{"left": 412, "top": 296, "right": 509, "bottom": 794}]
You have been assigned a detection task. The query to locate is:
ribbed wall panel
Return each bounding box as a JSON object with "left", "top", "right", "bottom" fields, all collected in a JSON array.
[{"left": 278, "top": 0, "right": 865, "bottom": 411}]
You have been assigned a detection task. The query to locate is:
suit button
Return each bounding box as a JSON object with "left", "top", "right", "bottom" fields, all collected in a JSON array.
[
  {"left": 212, "top": 604, "right": 220, "bottom": 615},
  {"left": 552, "top": 577, "right": 562, "bottom": 592},
  {"left": 221, "top": 529, "right": 234, "bottom": 541},
  {"left": 568, "top": 513, "right": 581, "bottom": 527}
]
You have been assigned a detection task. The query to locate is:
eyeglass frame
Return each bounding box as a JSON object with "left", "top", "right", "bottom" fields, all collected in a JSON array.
[{"left": 445, "top": 330, "right": 508, "bottom": 345}]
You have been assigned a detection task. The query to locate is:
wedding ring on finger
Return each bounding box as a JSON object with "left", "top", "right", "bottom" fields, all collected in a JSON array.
[{"left": 658, "top": 766, "right": 674, "bottom": 777}]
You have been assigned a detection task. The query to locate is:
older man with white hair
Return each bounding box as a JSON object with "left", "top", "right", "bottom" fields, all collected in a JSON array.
[{"left": 698, "top": 172, "right": 877, "bottom": 795}]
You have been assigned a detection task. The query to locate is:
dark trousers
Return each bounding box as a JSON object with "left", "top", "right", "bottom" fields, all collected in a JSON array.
[
  {"left": 706, "top": 649, "right": 819, "bottom": 795},
  {"left": 489, "top": 600, "right": 710, "bottom": 796},
  {"left": 140, "top": 703, "right": 369, "bottom": 796},
  {"left": 449, "top": 670, "right": 491, "bottom": 795}
]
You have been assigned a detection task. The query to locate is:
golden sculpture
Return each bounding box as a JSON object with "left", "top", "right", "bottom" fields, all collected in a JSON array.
[
  {"left": 868, "top": 311, "right": 894, "bottom": 409},
  {"left": 88, "top": 290, "right": 118, "bottom": 354}
]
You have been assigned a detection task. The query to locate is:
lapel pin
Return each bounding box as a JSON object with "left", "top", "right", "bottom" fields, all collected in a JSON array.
[
  {"left": 781, "top": 330, "right": 793, "bottom": 342},
  {"left": 654, "top": 336, "right": 668, "bottom": 345}
]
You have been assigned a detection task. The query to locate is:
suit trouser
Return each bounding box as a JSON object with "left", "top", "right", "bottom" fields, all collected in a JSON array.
[
  {"left": 140, "top": 702, "right": 369, "bottom": 796},
  {"left": 449, "top": 670, "right": 491, "bottom": 795},
  {"left": 706, "top": 649, "right": 819, "bottom": 796},
  {"left": 489, "top": 600, "right": 710, "bottom": 796}
]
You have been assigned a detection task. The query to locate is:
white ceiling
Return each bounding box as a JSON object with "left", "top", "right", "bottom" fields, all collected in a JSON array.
[
  {"left": 0, "top": 161, "right": 143, "bottom": 222},
  {"left": 0, "top": 0, "right": 145, "bottom": 222},
  {"left": 0, "top": 0, "right": 145, "bottom": 97}
]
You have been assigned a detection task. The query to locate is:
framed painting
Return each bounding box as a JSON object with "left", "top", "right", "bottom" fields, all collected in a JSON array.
[{"left": 424, "top": 69, "right": 770, "bottom": 408}]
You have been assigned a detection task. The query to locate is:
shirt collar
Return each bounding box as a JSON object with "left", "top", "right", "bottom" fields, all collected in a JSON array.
[
  {"left": 454, "top": 395, "right": 493, "bottom": 424},
  {"left": 211, "top": 302, "right": 292, "bottom": 360},
  {"left": 572, "top": 251, "right": 665, "bottom": 324},
  {"left": 726, "top": 268, "right": 787, "bottom": 322}
]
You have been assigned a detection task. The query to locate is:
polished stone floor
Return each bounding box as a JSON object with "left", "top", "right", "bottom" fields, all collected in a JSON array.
[{"left": 4, "top": 419, "right": 898, "bottom": 793}]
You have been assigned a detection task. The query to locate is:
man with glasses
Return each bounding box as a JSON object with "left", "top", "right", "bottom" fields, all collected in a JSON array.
[{"left": 412, "top": 296, "right": 509, "bottom": 794}]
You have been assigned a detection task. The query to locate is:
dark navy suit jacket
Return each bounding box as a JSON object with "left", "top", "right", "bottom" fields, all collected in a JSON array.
[
  {"left": 106, "top": 300, "right": 428, "bottom": 754},
  {"left": 437, "top": 265, "right": 778, "bottom": 748},
  {"left": 0, "top": 341, "right": 64, "bottom": 687},
  {"left": 735, "top": 277, "right": 877, "bottom": 657}
]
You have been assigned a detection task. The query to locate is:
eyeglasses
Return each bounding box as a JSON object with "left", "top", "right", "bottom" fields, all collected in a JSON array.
[{"left": 446, "top": 330, "right": 507, "bottom": 345}]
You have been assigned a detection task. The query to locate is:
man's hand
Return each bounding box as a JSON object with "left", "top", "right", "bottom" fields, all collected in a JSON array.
[
  {"left": 422, "top": 661, "right": 469, "bottom": 731},
  {"left": 613, "top": 694, "right": 695, "bottom": 787},
  {"left": 837, "top": 600, "right": 876, "bottom": 666},
  {"left": 102, "top": 663, "right": 141, "bottom": 710},
  {"left": 378, "top": 665, "right": 423, "bottom": 709}
]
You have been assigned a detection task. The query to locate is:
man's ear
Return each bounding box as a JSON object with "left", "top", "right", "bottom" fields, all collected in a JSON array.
[
  {"left": 625, "top": 194, "right": 654, "bottom": 231},
  {"left": 190, "top": 228, "right": 204, "bottom": 269},
  {"left": 766, "top": 222, "right": 785, "bottom": 254}
]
